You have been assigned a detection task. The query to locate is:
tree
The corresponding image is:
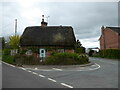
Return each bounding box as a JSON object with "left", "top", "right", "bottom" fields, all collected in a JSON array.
[
  {"left": 2, "top": 37, "right": 5, "bottom": 49},
  {"left": 75, "top": 40, "right": 82, "bottom": 48},
  {"left": 75, "top": 40, "right": 85, "bottom": 54},
  {"left": 9, "top": 35, "right": 20, "bottom": 49},
  {"left": 0, "top": 37, "right": 5, "bottom": 49}
]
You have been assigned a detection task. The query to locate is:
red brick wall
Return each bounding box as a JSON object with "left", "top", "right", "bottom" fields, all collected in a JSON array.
[
  {"left": 65, "top": 49, "right": 74, "bottom": 53},
  {"left": 99, "top": 35, "right": 104, "bottom": 50},
  {"left": 119, "top": 36, "right": 120, "bottom": 49},
  {"left": 105, "top": 28, "right": 119, "bottom": 49},
  {"left": 46, "top": 49, "right": 75, "bottom": 57},
  {"left": 99, "top": 27, "right": 119, "bottom": 50}
]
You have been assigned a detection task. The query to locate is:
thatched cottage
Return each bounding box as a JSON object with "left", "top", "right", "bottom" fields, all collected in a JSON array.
[{"left": 20, "top": 15, "right": 76, "bottom": 58}]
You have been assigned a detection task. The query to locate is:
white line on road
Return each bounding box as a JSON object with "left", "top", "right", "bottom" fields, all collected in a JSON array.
[
  {"left": 53, "top": 68, "right": 62, "bottom": 71},
  {"left": 77, "top": 63, "right": 101, "bottom": 71},
  {"left": 34, "top": 68, "right": 38, "bottom": 70},
  {"left": 38, "top": 74, "right": 45, "bottom": 78},
  {"left": 61, "top": 83, "right": 73, "bottom": 88},
  {"left": 2, "top": 62, "right": 15, "bottom": 67},
  {"left": 19, "top": 67, "right": 26, "bottom": 71},
  {"left": 10, "top": 65, "right": 15, "bottom": 67},
  {"left": 48, "top": 78, "right": 57, "bottom": 82},
  {"left": 32, "top": 72, "right": 38, "bottom": 75},
  {"left": 27, "top": 70, "right": 32, "bottom": 73},
  {"left": 25, "top": 68, "right": 53, "bottom": 71},
  {"left": 91, "top": 64, "right": 96, "bottom": 66},
  {"left": 42, "top": 70, "right": 53, "bottom": 71}
]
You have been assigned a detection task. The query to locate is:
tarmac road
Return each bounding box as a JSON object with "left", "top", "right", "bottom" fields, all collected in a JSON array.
[
  {"left": 2, "top": 63, "right": 66, "bottom": 88},
  {"left": 2, "top": 57, "right": 118, "bottom": 88}
]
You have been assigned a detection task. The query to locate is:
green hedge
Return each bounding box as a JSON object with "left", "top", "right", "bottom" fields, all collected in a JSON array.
[
  {"left": 2, "top": 54, "right": 15, "bottom": 64},
  {"left": 2, "top": 49, "right": 89, "bottom": 65},
  {"left": 94, "top": 49, "right": 120, "bottom": 59},
  {"left": 44, "top": 53, "right": 89, "bottom": 65},
  {"left": 75, "top": 47, "right": 85, "bottom": 54}
]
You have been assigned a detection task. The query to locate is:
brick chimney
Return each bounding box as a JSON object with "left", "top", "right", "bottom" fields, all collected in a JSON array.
[
  {"left": 101, "top": 25, "right": 106, "bottom": 49},
  {"left": 41, "top": 15, "right": 48, "bottom": 27},
  {"left": 101, "top": 25, "right": 105, "bottom": 35}
]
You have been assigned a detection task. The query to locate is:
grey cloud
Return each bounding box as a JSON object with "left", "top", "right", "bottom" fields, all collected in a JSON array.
[
  {"left": 1, "top": 2, "right": 118, "bottom": 48},
  {"left": 40, "top": 2, "right": 118, "bottom": 40}
]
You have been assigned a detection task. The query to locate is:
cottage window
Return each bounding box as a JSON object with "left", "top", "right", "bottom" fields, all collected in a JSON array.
[
  {"left": 26, "top": 50, "right": 33, "bottom": 55},
  {"left": 41, "top": 50, "right": 44, "bottom": 53},
  {"left": 58, "top": 49, "right": 64, "bottom": 53}
]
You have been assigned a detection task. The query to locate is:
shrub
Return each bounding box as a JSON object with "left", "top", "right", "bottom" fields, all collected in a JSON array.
[
  {"left": 44, "top": 53, "right": 89, "bottom": 65},
  {"left": 94, "top": 49, "right": 120, "bottom": 59},
  {"left": 88, "top": 50, "right": 94, "bottom": 56},
  {"left": 75, "top": 47, "right": 85, "bottom": 54},
  {"left": 3, "top": 49, "right": 11, "bottom": 55},
  {"left": 2, "top": 54, "right": 15, "bottom": 64}
]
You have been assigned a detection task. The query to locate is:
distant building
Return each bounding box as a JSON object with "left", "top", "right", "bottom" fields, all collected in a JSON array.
[
  {"left": 20, "top": 15, "right": 76, "bottom": 58},
  {"left": 99, "top": 26, "right": 120, "bottom": 50}
]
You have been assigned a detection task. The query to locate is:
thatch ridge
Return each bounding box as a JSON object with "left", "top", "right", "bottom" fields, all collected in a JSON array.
[{"left": 20, "top": 26, "right": 76, "bottom": 47}]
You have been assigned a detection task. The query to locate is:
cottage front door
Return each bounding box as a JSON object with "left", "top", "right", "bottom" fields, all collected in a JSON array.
[{"left": 39, "top": 49, "right": 46, "bottom": 58}]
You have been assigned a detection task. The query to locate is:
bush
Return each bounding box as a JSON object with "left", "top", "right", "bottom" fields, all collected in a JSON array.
[
  {"left": 44, "top": 53, "right": 89, "bottom": 65},
  {"left": 3, "top": 49, "right": 11, "bottom": 55},
  {"left": 2, "top": 54, "right": 15, "bottom": 64},
  {"left": 93, "top": 49, "right": 120, "bottom": 59},
  {"left": 75, "top": 47, "right": 85, "bottom": 54},
  {"left": 15, "top": 55, "right": 40, "bottom": 65},
  {"left": 88, "top": 50, "right": 94, "bottom": 56}
]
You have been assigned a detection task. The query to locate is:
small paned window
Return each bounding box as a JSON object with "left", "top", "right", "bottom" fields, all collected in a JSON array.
[
  {"left": 26, "top": 50, "right": 32, "bottom": 55},
  {"left": 58, "top": 49, "right": 64, "bottom": 53},
  {"left": 41, "top": 50, "right": 44, "bottom": 53}
]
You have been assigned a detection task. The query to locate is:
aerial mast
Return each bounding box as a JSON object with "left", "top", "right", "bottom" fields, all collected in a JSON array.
[{"left": 15, "top": 19, "right": 17, "bottom": 36}]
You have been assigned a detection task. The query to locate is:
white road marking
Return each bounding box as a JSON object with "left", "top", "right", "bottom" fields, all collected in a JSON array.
[
  {"left": 25, "top": 68, "right": 53, "bottom": 71},
  {"left": 38, "top": 74, "right": 45, "bottom": 78},
  {"left": 27, "top": 70, "right": 32, "bottom": 73},
  {"left": 2, "top": 62, "right": 15, "bottom": 67},
  {"left": 10, "top": 65, "right": 15, "bottom": 67},
  {"left": 35, "top": 68, "right": 38, "bottom": 70},
  {"left": 42, "top": 70, "right": 53, "bottom": 71},
  {"left": 91, "top": 64, "right": 96, "bottom": 66},
  {"left": 19, "top": 67, "right": 26, "bottom": 71},
  {"left": 53, "top": 68, "right": 62, "bottom": 71},
  {"left": 77, "top": 63, "right": 101, "bottom": 71},
  {"left": 22, "top": 63, "right": 101, "bottom": 72},
  {"left": 61, "top": 83, "right": 73, "bottom": 88},
  {"left": 32, "top": 72, "right": 38, "bottom": 75},
  {"left": 48, "top": 78, "right": 57, "bottom": 82}
]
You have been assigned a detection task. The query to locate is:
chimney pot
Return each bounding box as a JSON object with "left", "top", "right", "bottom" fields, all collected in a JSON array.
[{"left": 41, "top": 15, "right": 48, "bottom": 27}]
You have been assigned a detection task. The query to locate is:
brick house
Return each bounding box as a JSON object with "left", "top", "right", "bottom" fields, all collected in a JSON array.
[
  {"left": 99, "top": 26, "right": 120, "bottom": 50},
  {"left": 20, "top": 15, "right": 76, "bottom": 58}
]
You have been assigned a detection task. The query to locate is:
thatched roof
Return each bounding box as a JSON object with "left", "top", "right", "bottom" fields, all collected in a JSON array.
[{"left": 20, "top": 26, "right": 76, "bottom": 47}]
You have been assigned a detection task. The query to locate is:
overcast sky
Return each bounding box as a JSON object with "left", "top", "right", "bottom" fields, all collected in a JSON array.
[{"left": 0, "top": 0, "right": 118, "bottom": 48}]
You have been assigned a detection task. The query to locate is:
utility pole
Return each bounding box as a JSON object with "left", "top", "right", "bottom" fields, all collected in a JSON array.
[
  {"left": 15, "top": 19, "right": 17, "bottom": 36},
  {"left": 46, "top": 16, "right": 50, "bottom": 22}
]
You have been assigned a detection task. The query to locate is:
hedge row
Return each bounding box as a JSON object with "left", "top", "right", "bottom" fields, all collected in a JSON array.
[
  {"left": 44, "top": 53, "right": 89, "bottom": 65},
  {"left": 2, "top": 54, "right": 15, "bottom": 64},
  {"left": 2, "top": 48, "right": 89, "bottom": 65},
  {"left": 94, "top": 49, "right": 120, "bottom": 59}
]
